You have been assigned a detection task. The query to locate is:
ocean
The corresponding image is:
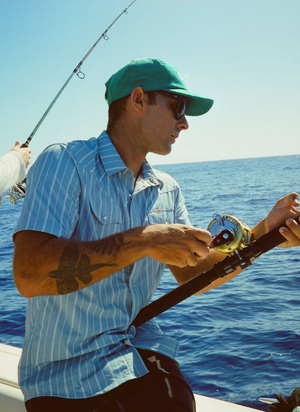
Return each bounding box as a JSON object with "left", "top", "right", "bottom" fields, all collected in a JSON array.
[{"left": 1, "top": 155, "right": 300, "bottom": 410}]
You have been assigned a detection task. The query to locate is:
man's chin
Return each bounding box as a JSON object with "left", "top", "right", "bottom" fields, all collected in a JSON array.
[{"left": 158, "top": 146, "right": 173, "bottom": 156}]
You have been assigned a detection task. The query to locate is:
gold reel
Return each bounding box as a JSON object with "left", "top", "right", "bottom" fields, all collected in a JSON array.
[{"left": 207, "top": 214, "right": 252, "bottom": 254}]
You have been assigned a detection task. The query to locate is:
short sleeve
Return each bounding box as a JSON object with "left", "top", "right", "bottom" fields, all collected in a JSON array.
[{"left": 14, "top": 144, "right": 81, "bottom": 239}]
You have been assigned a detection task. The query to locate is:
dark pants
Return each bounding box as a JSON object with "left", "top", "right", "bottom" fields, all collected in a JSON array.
[{"left": 25, "top": 349, "right": 196, "bottom": 412}]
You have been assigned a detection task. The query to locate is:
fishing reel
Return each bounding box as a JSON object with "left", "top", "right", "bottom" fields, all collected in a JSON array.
[
  {"left": 11, "top": 180, "right": 26, "bottom": 204},
  {"left": 9, "top": 180, "right": 26, "bottom": 204},
  {"left": 2, "top": 180, "right": 26, "bottom": 204},
  {"left": 208, "top": 214, "right": 252, "bottom": 254}
]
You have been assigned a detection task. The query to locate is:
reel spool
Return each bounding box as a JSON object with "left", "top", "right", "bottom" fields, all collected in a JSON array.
[{"left": 208, "top": 213, "right": 252, "bottom": 254}]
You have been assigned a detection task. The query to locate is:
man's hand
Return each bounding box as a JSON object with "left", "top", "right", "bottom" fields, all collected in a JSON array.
[
  {"left": 143, "top": 224, "right": 212, "bottom": 268},
  {"left": 254, "top": 192, "right": 300, "bottom": 248},
  {"left": 269, "top": 193, "right": 300, "bottom": 248}
]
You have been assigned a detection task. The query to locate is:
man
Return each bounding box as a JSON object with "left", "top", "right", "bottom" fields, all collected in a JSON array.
[{"left": 13, "top": 58, "right": 300, "bottom": 412}]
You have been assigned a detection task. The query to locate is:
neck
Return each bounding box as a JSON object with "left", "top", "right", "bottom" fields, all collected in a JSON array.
[{"left": 106, "top": 126, "right": 147, "bottom": 180}]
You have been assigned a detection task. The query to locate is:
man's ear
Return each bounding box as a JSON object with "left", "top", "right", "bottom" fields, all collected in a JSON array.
[{"left": 129, "top": 87, "right": 147, "bottom": 114}]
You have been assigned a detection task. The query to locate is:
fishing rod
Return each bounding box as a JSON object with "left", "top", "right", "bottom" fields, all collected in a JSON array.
[
  {"left": 8, "top": 0, "right": 137, "bottom": 204},
  {"left": 132, "top": 214, "right": 300, "bottom": 327}
]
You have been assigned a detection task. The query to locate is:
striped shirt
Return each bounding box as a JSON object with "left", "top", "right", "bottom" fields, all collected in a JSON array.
[{"left": 14, "top": 131, "right": 191, "bottom": 402}]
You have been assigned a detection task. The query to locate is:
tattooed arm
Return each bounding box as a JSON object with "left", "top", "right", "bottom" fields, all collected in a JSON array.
[
  {"left": 13, "top": 225, "right": 212, "bottom": 297},
  {"left": 14, "top": 193, "right": 300, "bottom": 298}
]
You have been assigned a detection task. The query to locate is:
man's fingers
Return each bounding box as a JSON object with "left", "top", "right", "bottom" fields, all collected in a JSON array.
[
  {"left": 274, "top": 192, "right": 300, "bottom": 210},
  {"left": 278, "top": 218, "right": 300, "bottom": 248},
  {"left": 193, "top": 229, "right": 212, "bottom": 245},
  {"left": 193, "top": 242, "right": 210, "bottom": 260},
  {"left": 144, "top": 224, "right": 213, "bottom": 267}
]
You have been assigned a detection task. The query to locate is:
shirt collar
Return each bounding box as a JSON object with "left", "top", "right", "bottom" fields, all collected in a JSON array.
[
  {"left": 97, "top": 131, "right": 163, "bottom": 187},
  {"left": 97, "top": 131, "right": 127, "bottom": 176},
  {"left": 139, "top": 159, "right": 162, "bottom": 187}
]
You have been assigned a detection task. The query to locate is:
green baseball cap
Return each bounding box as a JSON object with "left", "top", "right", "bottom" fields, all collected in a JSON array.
[{"left": 105, "top": 58, "right": 214, "bottom": 116}]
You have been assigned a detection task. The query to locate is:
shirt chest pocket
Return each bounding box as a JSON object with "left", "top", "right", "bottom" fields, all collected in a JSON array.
[
  {"left": 147, "top": 208, "right": 174, "bottom": 225},
  {"left": 89, "top": 197, "right": 122, "bottom": 235}
]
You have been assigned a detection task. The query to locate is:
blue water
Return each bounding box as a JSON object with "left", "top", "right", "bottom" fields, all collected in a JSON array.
[{"left": 1, "top": 155, "right": 300, "bottom": 410}]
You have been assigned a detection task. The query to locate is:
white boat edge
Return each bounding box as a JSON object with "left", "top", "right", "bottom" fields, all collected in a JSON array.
[{"left": 0, "top": 343, "right": 261, "bottom": 412}]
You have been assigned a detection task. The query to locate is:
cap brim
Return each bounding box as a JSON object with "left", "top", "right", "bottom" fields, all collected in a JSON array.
[
  {"left": 164, "top": 89, "right": 214, "bottom": 116},
  {"left": 186, "top": 95, "right": 214, "bottom": 116}
]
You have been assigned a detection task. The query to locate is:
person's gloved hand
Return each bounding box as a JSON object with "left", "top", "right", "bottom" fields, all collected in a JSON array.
[{"left": 269, "top": 388, "right": 300, "bottom": 412}]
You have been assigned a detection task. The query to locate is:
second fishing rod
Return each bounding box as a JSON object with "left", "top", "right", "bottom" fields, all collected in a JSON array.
[{"left": 10, "top": 1, "right": 137, "bottom": 204}]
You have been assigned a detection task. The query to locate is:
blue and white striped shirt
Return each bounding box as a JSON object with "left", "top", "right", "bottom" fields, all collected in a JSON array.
[{"left": 14, "top": 131, "right": 191, "bottom": 402}]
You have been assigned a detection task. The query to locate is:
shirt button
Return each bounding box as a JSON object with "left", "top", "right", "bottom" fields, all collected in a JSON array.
[
  {"left": 103, "top": 216, "right": 108, "bottom": 221},
  {"left": 133, "top": 283, "right": 136, "bottom": 289}
]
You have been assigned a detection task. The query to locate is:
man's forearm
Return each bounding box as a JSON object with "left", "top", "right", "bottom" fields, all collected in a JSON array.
[
  {"left": 14, "top": 223, "right": 213, "bottom": 298},
  {"left": 13, "top": 228, "right": 150, "bottom": 298}
]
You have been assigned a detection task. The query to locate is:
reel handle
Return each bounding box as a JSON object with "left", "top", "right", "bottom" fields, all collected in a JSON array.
[{"left": 211, "top": 229, "right": 235, "bottom": 248}]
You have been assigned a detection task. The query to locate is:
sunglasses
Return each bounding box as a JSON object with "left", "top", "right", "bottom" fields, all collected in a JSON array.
[{"left": 158, "top": 90, "right": 187, "bottom": 120}]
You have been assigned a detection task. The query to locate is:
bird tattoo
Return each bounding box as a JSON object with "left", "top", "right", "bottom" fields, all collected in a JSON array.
[{"left": 49, "top": 242, "right": 117, "bottom": 295}]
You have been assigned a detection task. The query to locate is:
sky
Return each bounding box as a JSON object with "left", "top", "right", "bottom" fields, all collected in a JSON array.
[{"left": 1, "top": 0, "right": 300, "bottom": 167}]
